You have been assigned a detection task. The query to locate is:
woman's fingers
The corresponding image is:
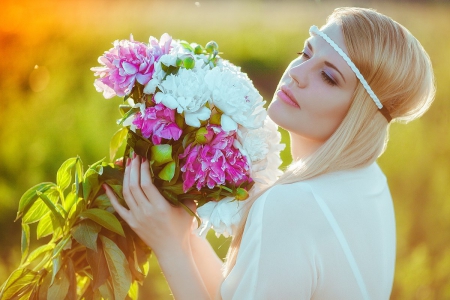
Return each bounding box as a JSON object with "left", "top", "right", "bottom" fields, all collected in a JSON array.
[
  {"left": 121, "top": 157, "right": 140, "bottom": 211},
  {"left": 128, "top": 155, "right": 150, "bottom": 206},
  {"left": 140, "top": 156, "right": 162, "bottom": 205},
  {"left": 103, "top": 184, "right": 131, "bottom": 222}
]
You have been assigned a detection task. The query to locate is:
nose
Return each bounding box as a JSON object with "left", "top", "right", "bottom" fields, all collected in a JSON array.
[{"left": 288, "top": 59, "right": 308, "bottom": 88}]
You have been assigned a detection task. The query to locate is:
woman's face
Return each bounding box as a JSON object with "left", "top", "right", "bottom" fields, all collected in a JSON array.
[{"left": 268, "top": 21, "right": 358, "bottom": 143}]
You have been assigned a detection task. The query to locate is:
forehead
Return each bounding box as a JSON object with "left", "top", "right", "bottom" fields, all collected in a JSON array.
[{"left": 306, "top": 22, "right": 354, "bottom": 80}]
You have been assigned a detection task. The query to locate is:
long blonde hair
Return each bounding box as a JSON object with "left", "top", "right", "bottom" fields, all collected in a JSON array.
[{"left": 224, "top": 7, "right": 435, "bottom": 275}]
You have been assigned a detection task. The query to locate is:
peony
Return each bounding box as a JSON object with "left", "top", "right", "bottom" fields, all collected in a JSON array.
[
  {"left": 179, "top": 125, "right": 251, "bottom": 192},
  {"left": 132, "top": 103, "right": 182, "bottom": 145},
  {"left": 205, "top": 66, "right": 267, "bottom": 131},
  {"left": 91, "top": 34, "right": 173, "bottom": 99},
  {"left": 154, "top": 68, "right": 211, "bottom": 127}
]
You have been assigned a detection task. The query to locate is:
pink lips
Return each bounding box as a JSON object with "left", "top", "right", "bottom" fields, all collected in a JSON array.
[{"left": 277, "top": 86, "right": 300, "bottom": 108}]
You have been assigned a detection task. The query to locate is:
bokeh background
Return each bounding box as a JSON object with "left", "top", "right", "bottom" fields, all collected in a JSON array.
[{"left": 1, "top": 0, "right": 449, "bottom": 299}]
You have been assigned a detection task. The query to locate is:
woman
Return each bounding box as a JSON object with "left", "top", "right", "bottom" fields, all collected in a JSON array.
[{"left": 104, "top": 7, "right": 435, "bottom": 300}]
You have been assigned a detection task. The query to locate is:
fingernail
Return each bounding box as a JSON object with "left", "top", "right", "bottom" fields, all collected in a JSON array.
[
  {"left": 142, "top": 157, "right": 146, "bottom": 163},
  {"left": 133, "top": 152, "right": 137, "bottom": 159},
  {"left": 127, "top": 158, "right": 131, "bottom": 166},
  {"left": 102, "top": 184, "right": 107, "bottom": 191}
]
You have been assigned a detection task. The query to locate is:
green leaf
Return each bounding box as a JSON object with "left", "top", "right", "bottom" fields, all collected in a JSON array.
[
  {"left": 68, "top": 198, "right": 86, "bottom": 228},
  {"left": 51, "top": 256, "right": 62, "bottom": 285},
  {"left": 63, "top": 192, "right": 77, "bottom": 214},
  {"left": 52, "top": 236, "right": 71, "bottom": 259},
  {"left": 92, "top": 194, "right": 112, "bottom": 210},
  {"left": 87, "top": 240, "right": 109, "bottom": 290},
  {"left": 83, "top": 159, "right": 105, "bottom": 200},
  {"left": 98, "top": 280, "right": 115, "bottom": 300},
  {"left": 0, "top": 268, "right": 38, "bottom": 300},
  {"left": 180, "top": 40, "right": 194, "bottom": 52},
  {"left": 24, "top": 243, "right": 55, "bottom": 265},
  {"left": 75, "top": 157, "right": 84, "bottom": 198},
  {"left": 110, "top": 127, "right": 129, "bottom": 162},
  {"left": 36, "top": 213, "right": 54, "bottom": 239},
  {"left": 20, "top": 224, "right": 30, "bottom": 264},
  {"left": 100, "top": 236, "right": 132, "bottom": 300},
  {"left": 22, "top": 201, "right": 50, "bottom": 225},
  {"left": 47, "top": 267, "right": 69, "bottom": 300},
  {"left": 36, "top": 191, "right": 65, "bottom": 228},
  {"left": 38, "top": 271, "right": 52, "bottom": 300},
  {"left": 158, "top": 161, "right": 176, "bottom": 181},
  {"left": 72, "top": 220, "right": 102, "bottom": 251},
  {"left": 16, "top": 182, "right": 56, "bottom": 221},
  {"left": 118, "top": 107, "right": 139, "bottom": 125},
  {"left": 99, "top": 164, "right": 124, "bottom": 184},
  {"left": 56, "top": 157, "right": 77, "bottom": 192},
  {"left": 80, "top": 208, "right": 125, "bottom": 237},
  {"left": 151, "top": 144, "right": 173, "bottom": 166}
]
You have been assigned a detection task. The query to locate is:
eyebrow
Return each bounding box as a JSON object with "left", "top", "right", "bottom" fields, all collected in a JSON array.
[{"left": 306, "top": 41, "right": 347, "bottom": 83}]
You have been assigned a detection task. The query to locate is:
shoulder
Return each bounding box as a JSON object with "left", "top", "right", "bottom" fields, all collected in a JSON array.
[{"left": 249, "top": 182, "right": 328, "bottom": 241}]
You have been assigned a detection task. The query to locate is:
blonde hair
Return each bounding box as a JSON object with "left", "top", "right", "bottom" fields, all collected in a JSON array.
[{"left": 223, "top": 7, "right": 435, "bottom": 275}]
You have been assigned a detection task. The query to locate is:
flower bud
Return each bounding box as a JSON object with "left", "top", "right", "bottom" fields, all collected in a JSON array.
[
  {"left": 235, "top": 188, "right": 249, "bottom": 201},
  {"left": 195, "top": 127, "right": 214, "bottom": 144},
  {"left": 176, "top": 57, "right": 183, "bottom": 67},
  {"left": 183, "top": 55, "right": 195, "bottom": 69},
  {"left": 205, "top": 41, "right": 219, "bottom": 54},
  {"left": 194, "top": 44, "right": 203, "bottom": 55}
]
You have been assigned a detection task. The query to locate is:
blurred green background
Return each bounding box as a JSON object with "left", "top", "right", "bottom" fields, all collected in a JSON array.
[{"left": 0, "top": 0, "right": 449, "bottom": 299}]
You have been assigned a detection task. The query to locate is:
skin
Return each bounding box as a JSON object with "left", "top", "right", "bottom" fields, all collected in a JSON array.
[
  {"left": 104, "top": 19, "right": 357, "bottom": 300},
  {"left": 268, "top": 21, "right": 357, "bottom": 160}
]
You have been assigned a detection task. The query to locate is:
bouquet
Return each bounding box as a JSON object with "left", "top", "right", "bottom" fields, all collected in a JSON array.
[
  {"left": 92, "top": 33, "right": 285, "bottom": 235},
  {"left": 0, "top": 33, "right": 284, "bottom": 300}
]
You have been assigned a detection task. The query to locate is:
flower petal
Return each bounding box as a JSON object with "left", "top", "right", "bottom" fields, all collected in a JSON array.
[{"left": 221, "top": 114, "right": 238, "bottom": 132}]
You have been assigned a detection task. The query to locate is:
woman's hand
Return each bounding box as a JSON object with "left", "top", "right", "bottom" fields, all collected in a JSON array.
[
  {"left": 103, "top": 153, "right": 195, "bottom": 256},
  {"left": 103, "top": 154, "right": 212, "bottom": 299}
]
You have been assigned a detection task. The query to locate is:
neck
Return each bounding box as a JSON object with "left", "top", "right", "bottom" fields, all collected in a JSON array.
[{"left": 289, "top": 132, "right": 324, "bottom": 161}]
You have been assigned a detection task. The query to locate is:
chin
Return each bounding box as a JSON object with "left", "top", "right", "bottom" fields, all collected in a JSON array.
[{"left": 268, "top": 98, "right": 289, "bottom": 128}]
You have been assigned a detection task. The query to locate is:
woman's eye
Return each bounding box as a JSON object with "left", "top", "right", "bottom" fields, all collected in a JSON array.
[
  {"left": 297, "top": 51, "right": 310, "bottom": 59},
  {"left": 321, "top": 71, "right": 337, "bottom": 86}
]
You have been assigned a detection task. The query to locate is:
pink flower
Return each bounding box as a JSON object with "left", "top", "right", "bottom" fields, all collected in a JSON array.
[
  {"left": 179, "top": 125, "right": 251, "bottom": 192},
  {"left": 91, "top": 34, "right": 173, "bottom": 99},
  {"left": 132, "top": 103, "right": 182, "bottom": 145}
]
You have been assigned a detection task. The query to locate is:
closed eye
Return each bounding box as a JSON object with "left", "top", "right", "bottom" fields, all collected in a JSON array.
[{"left": 321, "top": 71, "right": 337, "bottom": 86}]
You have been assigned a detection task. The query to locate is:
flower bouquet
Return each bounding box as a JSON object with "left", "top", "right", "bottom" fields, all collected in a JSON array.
[
  {"left": 0, "top": 33, "right": 284, "bottom": 300},
  {"left": 92, "top": 33, "right": 285, "bottom": 235}
]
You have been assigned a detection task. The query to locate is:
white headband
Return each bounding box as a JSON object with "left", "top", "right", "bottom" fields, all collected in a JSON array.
[{"left": 309, "top": 25, "right": 391, "bottom": 122}]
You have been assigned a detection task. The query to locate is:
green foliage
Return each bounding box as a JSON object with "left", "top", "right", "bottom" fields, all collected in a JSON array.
[{"left": 0, "top": 158, "right": 151, "bottom": 300}]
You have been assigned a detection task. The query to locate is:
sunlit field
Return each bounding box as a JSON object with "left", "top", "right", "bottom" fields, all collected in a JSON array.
[{"left": 1, "top": 0, "right": 449, "bottom": 299}]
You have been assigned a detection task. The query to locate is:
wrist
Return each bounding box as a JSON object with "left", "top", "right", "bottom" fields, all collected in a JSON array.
[{"left": 153, "top": 235, "right": 192, "bottom": 262}]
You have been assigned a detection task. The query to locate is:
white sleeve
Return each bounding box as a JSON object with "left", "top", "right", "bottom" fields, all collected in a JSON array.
[{"left": 221, "top": 184, "right": 324, "bottom": 300}]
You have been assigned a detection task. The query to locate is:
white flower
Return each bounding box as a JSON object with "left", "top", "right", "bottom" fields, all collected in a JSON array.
[
  {"left": 246, "top": 117, "right": 285, "bottom": 185},
  {"left": 205, "top": 66, "right": 266, "bottom": 130},
  {"left": 159, "top": 53, "right": 178, "bottom": 67},
  {"left": 143, "top": 60, "right": 166, "bottom": 95},
  {"left": 154, "top": 68, "right": 211, "bottom": 127},
  {"left": 196, "top": 196, "right": 251, "bottom": 238}
]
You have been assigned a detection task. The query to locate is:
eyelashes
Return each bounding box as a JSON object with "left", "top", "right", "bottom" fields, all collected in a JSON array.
[{"left": 295, "top": 50, "right": 336, "bottom": 86}]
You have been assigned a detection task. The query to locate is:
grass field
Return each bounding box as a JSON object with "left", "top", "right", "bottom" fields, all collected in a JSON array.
[{"left": 0, "top": 0, "right": 449, "bottom": 299}]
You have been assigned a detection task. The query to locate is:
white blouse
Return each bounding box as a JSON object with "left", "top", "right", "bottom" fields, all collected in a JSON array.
[{"left": 221, "top": 162, "right": 396, "bottom": 300}]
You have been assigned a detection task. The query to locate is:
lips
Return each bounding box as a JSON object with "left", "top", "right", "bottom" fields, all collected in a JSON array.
[{"left": 277, "top": 86, "right": 300, "bottom": 108}]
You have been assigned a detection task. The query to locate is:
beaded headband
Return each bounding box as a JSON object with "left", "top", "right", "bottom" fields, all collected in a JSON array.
[{"left": 309, "top": 25, "right": 392, "bottom": 122}]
